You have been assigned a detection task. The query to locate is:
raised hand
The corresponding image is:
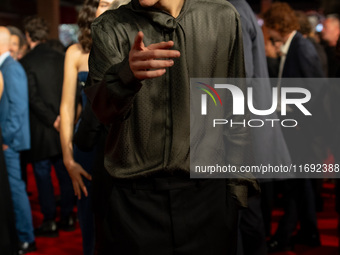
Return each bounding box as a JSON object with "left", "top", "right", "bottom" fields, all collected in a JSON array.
[{"left": 129, "top": 31, "right": 180, "bottom": 80}]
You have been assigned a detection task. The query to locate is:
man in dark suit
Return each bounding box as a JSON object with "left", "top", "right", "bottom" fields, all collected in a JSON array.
[
  {"left": 20, "top": 16, "right": 75, "bottom": 237},
  {"left": 263, "top": 3, "right": 326, "bottom": 253},
  {"left": 0, "top": 26, "right": 36, "bottom": 254}
]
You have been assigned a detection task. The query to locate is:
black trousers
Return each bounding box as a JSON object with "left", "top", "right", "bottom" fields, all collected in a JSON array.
[
  {"left": 95, "top": 177, "right": 239, "bottom": 255},
  {"left": 274, "top": 179, "right": 318, "bottom": 245},
  {"left": 237, "top": 196, "right": 267, "bottom": 255}
]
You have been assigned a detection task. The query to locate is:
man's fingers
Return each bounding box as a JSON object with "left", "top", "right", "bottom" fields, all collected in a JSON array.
[
  {"left": 130, "top": 33, "right": 179, "bottom": 81},
  {"left": 132, "top": 31, "right": 144, "bottom": 50},
  {"left": 147, "top": 41, "right": 174, "bottom": 50},
  {"left": 132, "top": 59, "right": 174, "bottom": 70},
  {"left": 134, "top": 69, "right": 167, "bottom": 80},
  {"left": 133, "top": 33, "right": 176, "bottom": 51},
  {"left": 133, "top": 49, "right": 180, "bottom": 61}
]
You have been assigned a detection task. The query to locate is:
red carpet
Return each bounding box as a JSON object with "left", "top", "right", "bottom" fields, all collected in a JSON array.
[
  {"left": 25, "top": 165, "right": 339, "bottom": 254},
  {"left": 271, "top": 182, "right": 339, "bottom": 255},
  {"left": 26, "top": 165, "right": 83, "bottom": 255}
]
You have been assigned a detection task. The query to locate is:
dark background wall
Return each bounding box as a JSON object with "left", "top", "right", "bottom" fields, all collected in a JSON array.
[
  {"left": 0, "top": 0, "right": 339, "bottom": 39},
  {"left": 0, "top": 0, "right": 80, "bottom": 38}
]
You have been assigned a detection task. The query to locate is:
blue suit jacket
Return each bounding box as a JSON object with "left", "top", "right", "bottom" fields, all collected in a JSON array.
[{"left": 0, "top": 55, "right": 30, "bottom": 151}]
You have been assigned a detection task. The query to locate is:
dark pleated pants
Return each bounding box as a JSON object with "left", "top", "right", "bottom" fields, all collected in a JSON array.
[{"left": 96, "top": 177, "right": 239, "bottom": 255}]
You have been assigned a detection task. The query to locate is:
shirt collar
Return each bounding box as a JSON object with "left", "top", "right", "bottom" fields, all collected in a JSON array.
[
  {"left": 281, "top": 30, "right": 297, "bottom": 56},
  {"left": 131, "top": 0, "right": 190, "bottom": 31},
  {"left": 0, "top": 51, "right": 10, "bottom": 68}
]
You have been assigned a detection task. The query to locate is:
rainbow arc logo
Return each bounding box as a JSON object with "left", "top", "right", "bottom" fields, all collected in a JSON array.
[
  {"left": 196, "top": 82, "right": 223, "bottom": 106},
  {"left": 196, "top": 82, "right": 223, "bottom": 115}
]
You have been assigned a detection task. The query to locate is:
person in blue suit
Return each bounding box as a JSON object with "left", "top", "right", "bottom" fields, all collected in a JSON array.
[{"left": 0, "top": 26, "right": 36, "bottom": 254}]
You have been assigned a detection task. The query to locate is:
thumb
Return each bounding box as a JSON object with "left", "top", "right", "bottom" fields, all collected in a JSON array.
[{"left": 133, "top": 31, "right": 144, "bottom": 50}]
